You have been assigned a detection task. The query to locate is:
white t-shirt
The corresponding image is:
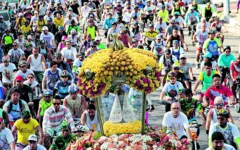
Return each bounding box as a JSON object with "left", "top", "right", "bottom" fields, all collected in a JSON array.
[
  {"left": 81, "top": 6, "right": 91, "bottom": 18},
  {"left": 162, "top": 111, "right": 189, "bottom": 139},
  {"left": 39, "top": 5, "right": 48, "bottom": 16},
  {"left": 15, "top": 69, "right": 34, "bottom": 80},
  {"left": 31, "top": 16, "right": 39, "bottom": 26},
  {"left": 61, "top": 47, "right": 77, "bottom": 60},
  {"left": 195, "top": 30, "right": 208, "bottom": 44},
  {"left": 123, "top": 12, "right": 131, "bottom": 23},
  {"left": 107, "top": 27, "right": 121, "bottom": 36},
  {"left": 205, "top": 144, "right": 235, "bottom": 150},
  {"left": 154, "top": 22, "right": 167, "bottom": 34},
  {"left": 209, "top": 122, "right": 240, "bottom": 143},
  {"left": 40, "top": 32, "right": 55, "bottom": 47},
  {"left": 0, "top": 128, "right": 15, "bottom": 150},
  {"left": 162, "top": 81, "right": 184, "bottom": 99},
  {"left": 0, "top": 63, "right": 16, "bottom": 83},
  {"left": 23, "top": 144, "right": 46, "bottom": 150}
]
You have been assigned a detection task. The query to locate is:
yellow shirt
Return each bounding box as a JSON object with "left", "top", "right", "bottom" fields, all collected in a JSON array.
[
  {"left": 20, "top": 25, "right": 31, "bottom": 34},
  {"left": 158, "top": 10, "right": 169, "bottom": 22},
  {"left": 53, "top": 17, "right": 64, "bottom": 28},
  {"left": 14, "top": 118, "right": 39, "bottom": 145},
  {"left": 36, "top": 19, "right": 47, "bottom": 31},
  {"left": 16, "top": 18, "right": 26, "bottom": 27}
]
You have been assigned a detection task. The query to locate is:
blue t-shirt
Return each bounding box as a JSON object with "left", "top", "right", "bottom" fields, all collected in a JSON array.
[
  {"left": 44, "top": 68, "right": 61, "bottom": 92},
  {"left": 54, "top": 80, "right": 71, "bottom": 99}
]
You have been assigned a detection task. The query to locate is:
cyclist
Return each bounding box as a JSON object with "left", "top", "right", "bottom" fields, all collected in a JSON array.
[
  {"left": 154, "top": 17, "right": 167, "bottom": 37},
  {"left": 210, "top": 17, "right": 227, "bottom": 43},
  {"left": 162, "top": 102, "right": 192, "bottom": 142},
  {"left": 193, "top": 61, "right": 218, "bottom": 102},
  {"left": 203, "top": 30, "right": 222, "bottom": 60},
  {"left": 208, "top": 109, "right": 240, "bottom": 149},
  {"left": 53, "top": 70, "right": 72, "bottom": 100},
  {"left": 49, "top": 121, "right": 76, "bottom": 150},
  {"left": 185, "top": 6, "right": 200, "bottom": 36},
  {"left": 218, "top": 46, "right": 236, "bottom": 84},
  {"left": 157, "top": 5, "right": 169, "bottom": 23},
  {"left": 81, "top": 104, "right": 100, "bottom": 131},
  {"left": 230, "top": 54, "right": 240, "bottom": 98},
  {"left": 203, "top": 74, "right": 236, "bottom": 107},
  {"left": 151, "top": 35, "right": 166, "bottom": 60},
  {"left": 23, "top": 134, "right": 46, "bottom": 150},
  {"left": 193, "top": 24, "right": 209, "bottom": 68},
  {"left": 0, "top": 117, "right": 15, "bottom": 150},
  {"left": 63, "top": 84, "right": 87, "bottom": 124},
  {"left": 202, "top": 2, "right": 216, "bottom": 22},
  {"left": 169, "top": 40, "right": 185, "bottom": 60},
  {"left": 206, "top": 131, "right": 236, "bottom": 150},
  {"left": 159, "top": 49, "right": 179, "bottom": 86},
  {"left": 179, "top": 89, "right": 205, "bottom": 127},
  {"left": 159, "top": 72, "right": 184, "bottom": 112},
  {"left": 200, "top": 52, "right": 219, "bottom": 72},
  {"left": 12, "top": 110, "right": 43, "bottom": 149},
  {"left": 103, "top": 13, "right": 116, "bottom": 38},
  {"left": 166, "top": 27, "right": 187, "bottom": 50},
  {"left": 143, "top": 24, "right": 158, "bottom": 50},
  {"left": 206, "top": 96, "right": 233, "bottom": 134}
]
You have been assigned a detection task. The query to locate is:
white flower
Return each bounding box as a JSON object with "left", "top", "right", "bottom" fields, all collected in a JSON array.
[{"left": 100, "top": 142, "right": 110, "bottom": 150}]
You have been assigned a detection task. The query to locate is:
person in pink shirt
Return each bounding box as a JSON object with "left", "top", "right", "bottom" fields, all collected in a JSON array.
[
  {"left": 230, "top": 54, "right": 240, "bottom": 97},
  {"left": 203, "top": 74, "right": 236, "bottom": 107}
]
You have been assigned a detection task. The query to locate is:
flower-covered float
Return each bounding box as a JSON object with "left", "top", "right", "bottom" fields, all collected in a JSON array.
[{"left": 71, "top": 36, "right": 189, "bottom": 149}]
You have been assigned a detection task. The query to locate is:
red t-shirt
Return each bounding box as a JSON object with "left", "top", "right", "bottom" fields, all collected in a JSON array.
[
  {"left": 204, "top": 85, "right": 233, "bottom": 106},
  {"left": 230, "top": 61, "right": 240, "bottom": 79}
]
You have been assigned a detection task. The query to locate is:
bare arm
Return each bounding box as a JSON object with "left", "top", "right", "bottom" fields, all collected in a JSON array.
[
  {"left": 26, "top": 56, "right": 31, "bottom": 68},
  {"left": 35, "top": 125, "right": 44, "bottom": 144},
  {"left": 80, "top": 113, "right": 87, "bottom": 125},
  {"left": 11, "top": 126, "right": 18, "bottom": 137},
  {"left": 193, "top": 80, "right": 201, "bottom": 93},
  {"left": 41, "top": 55, "right": 47, "bottom": 70},
  {"left": 63, "top": 98, "right": 68, "bottom": 107},
  {"left": 10, "top": 142, "right": 15, "bottom": 150},
  {"left": 206, "top": 109, "right": 213, "bottom": 131},
  {"left": 42, "top": 75, "right": 47, "bottom": 90},
  {"left": 160, "top": 91, "right": 165, "bottom": 100}
]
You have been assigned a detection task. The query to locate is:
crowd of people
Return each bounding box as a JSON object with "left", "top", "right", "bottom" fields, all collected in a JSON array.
[{"left": 0, "top": 0, "right": 239, "bottom": 150}]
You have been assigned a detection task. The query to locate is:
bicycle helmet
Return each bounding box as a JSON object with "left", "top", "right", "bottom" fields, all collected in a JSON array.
[
  {"left": 58, "top": 26, "right": 64, "bottom": 31},
  {"left": 217, "top": 108, "right": 230, "bottom": 118},
  {"left": 43, "top": 89, "right": 52, "bottom": 97},
  {"left": 54, "top": 52, "right": 62, "bottom": 58},
  {"left": 168, "top": 71, "right": 177, "bottom": 78},
  {"left": 70, "top": 19, "right": 75, "bottom": 24},
  {"left": 184, "top": 88, "right": 192, "bottom": 95},
  {"left": 68, "top": 84, "right": 79, "bottom": 94},
  {"left": 60, "top": 70, "right": 69, "bottom": 77},
  {"left": 40, "top": 40, "right": 45, "bottom": 45},
  {"left": 2, "top": 56, "right": 10, "bottom": 62},
  {"left": 223, "top": 46, "right": 231, "bottom": 52}
]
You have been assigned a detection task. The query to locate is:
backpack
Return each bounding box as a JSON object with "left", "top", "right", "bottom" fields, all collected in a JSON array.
[{"left": 7, "top": 100, "right": 25, "bottom": 113}]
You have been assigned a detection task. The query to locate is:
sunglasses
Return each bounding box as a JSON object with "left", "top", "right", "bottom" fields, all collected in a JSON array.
[
  {"left": 61, "top": 76, "right": 68, "bottom": 78},
  {"left": 20, "top": 66, "right": 27, "bottom": 68},
  {"left": 28, "top": 76, "right": 33, "bottom": 79},
  {"left": 45, "top": 96, "right": 50, "bottom": 98},
  {"left": 215, "top": 103, "right": 223, "bottom": 107},
  {"left": 53, "top": 103, "right": 60, "bottom": 105},
  {"left": 174, "top": 67, "right": 180, "bottom": 70}
]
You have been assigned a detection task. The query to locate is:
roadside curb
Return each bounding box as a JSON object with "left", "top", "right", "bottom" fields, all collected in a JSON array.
[{"left": 223, "top": 15, "right": 240, "bottom": 30}]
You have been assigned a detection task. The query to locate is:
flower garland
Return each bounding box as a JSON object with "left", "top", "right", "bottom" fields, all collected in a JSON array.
[{"left": 78, "top": 48, "right": 161, "bottom": 98}]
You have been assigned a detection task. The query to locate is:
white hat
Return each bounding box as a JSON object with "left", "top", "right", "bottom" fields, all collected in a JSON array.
[
  {"left": 42, "top": 26, "right": 48, "bottom": 31},
  {"left": 95, "top": 36, "right": 101, "bottom": 41},
  {"left": 28, "top": 134, "right": 37, "bottom": 142},
  {"left": 18, "top": 13, "right": 23, "bottom": 17},
  {"left": 27, "top": 35, "right": 32, "bottom": 39},
  {"left": 180, "top": 54, "right": 186, "bottom": 59}
]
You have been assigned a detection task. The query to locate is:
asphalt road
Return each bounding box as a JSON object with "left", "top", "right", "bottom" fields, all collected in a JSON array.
[{"left": 96, "top": 21, "right": 240, "bottom": 149}]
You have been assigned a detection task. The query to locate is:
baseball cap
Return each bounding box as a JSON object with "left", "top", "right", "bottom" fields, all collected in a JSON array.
[
  {"left": 173, "top": 40, "right": 179, "bottom": 45},
  {"left": 106, "top": 6, "right": 110, "bottom": 9},
  {"left": 42, "top": 26, "right": 48, "bottom": 31},
  {"left": 12, "top": 42, "right": 18, "bottom": 46},
  {"left": 28, "top": 134, "right": 37, "bottom": 142},
  {"left": 173, "top": 63, "right": 180, "bottom": 68},
  {"left": 34, "top": 11, "right": 38, "bottom": 14},
  {"left": 61, "top": 121, "right": 70, "bottom": 130},
  {"left": 0, "top": 15, "right": 3, "bottom": 19},
  {"left": 164, "top": 49, "right": 171, "bottom": 55},
  {"left": 19, "top": 60, "right": 27, "bottom": 66},
  {"left": 95, "top": 36, "right": 101, "bottom": 41},
  {"left": 203, "top": 52, "right": 212, "bottom": 58},
  {"left": 58, "top": 26, "right": 64, "bottom": 31},
  {"left": 27, "top": 35, "right": 32, "bottom": 39},
  {"left": 22, "top": 110, "right": 31, "bottom": 119},
  {"left": 68, "top": 7, "right": 73, "bottom": 11},
  {"left": 15, "top": 75, "right": 24, "bottom": 82},
  {"left": 156, "top": 35, "right": 162, "bottom": 39},
  {"left": 180, "top": 54, "right": 186, "bottom": 59},
  {"left": 148, "top": 24, "right": 154, "bottom": 28},
  {"left": 174, "top": 11, "right": 180, "bottom": 16}
]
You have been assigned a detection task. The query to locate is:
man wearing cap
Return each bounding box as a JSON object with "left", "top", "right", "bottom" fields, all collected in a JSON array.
[
  {"left": 55, "top": 26, "right": 67, "bottom": 45},
  {"left": 15, "top": 60, "right": 34, "bottom": 81},
  {"left": 202, "top": 2, "right": 216, "bottom": 22},
  {"left": 143, "top": 24, "right": 158, "bottom": 49},
  {"left": 172, "top": 11, "right": 185, "bottom": 27},
  {"left": 103, "top": 13, "right": 116, "bottom": 38},
  {"left": 50, "top": 121, "right": 76, "bottom": 150},
  {"left": 40, "top": 26, "right": 57, "bottom": 49},
  {"left": 7, "top": 42, "right": 24, "bottom": 66},
  {"left": 3, "top": 87, "right": 30, "bottom": 121},
  {"left": 0, "top": 56, "right": 17, "bottom": 90},
  {"left": 0, "top": 117, "right": 15, "bottom": 150},
  {"left": 23, "top": 134, "right": 46, "bottom": 150},
  {"left": 2, "top": 29, "right": 14, "bottom": 54},
  {"left": 0, "top": 15, "right": 7, "bottom": 32},
  {"left": 169, "top": 40, "right": 185, "bottom": 60},
  {"left": 203, "top": 30, "right": 222, "bottom": 60},
  {"left": 185, "top": 6, "right": 200, "bottom": 36},
  {"left": 36, "top": 15, "right": 47, "bottom": 32},
  {"left": 46, "top": 17, "right": 57, "bottom": 35},
  {"left": 208, "top": 109, "right": 240, "bottom": 149},
  {"left": 12, "top": 110, "right": 43, "bottom": 149},
  {"left": 157, "top": 5, "right": 169, "bottom": 23},
  {"left": 6, "top": 75, "right": 33, "bottom": 103},
  {"left": 206, "top": 131, "right": 235, "bottom": 150},
  {"left": 107, "top": 22, "right": 121, "bottom": 44},
  {"left": 151, "top": 35, "right": 166, "bottom": 59},
  {"left": 84, "top": 18, "right": 100, "bottom": 40},
  {"left": 154, "top": 17, "right": 167, "bottom": 36},
  {"left": 95, "top": 36, "right": 106, "bottom": 49}
]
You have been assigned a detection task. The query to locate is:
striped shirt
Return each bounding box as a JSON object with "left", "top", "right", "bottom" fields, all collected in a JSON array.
[{"left": 42, "top": 105, "right": 74, "bottom": 133}]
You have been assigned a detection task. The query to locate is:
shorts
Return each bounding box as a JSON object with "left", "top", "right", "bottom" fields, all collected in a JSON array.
[
  {"left": 16, "top": 143, "right": 27, "bottom": 150},
  {"left": 45, "top": 127, "right": 62, "bottom": 137}
]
